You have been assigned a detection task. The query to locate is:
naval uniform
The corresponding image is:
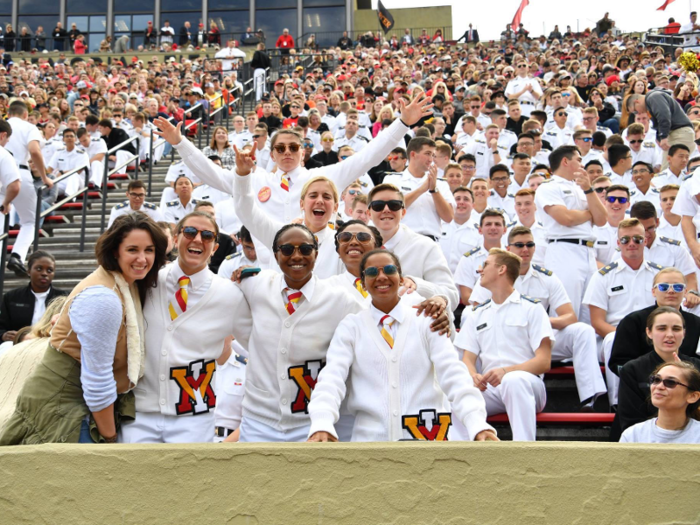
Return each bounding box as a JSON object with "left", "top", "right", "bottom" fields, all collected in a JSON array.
[
  {"left": 652, "top": 168, "right": 685, "bottom": 189},
  {"left": 456, "top": 290, "right": 554, "bottom": 441},
  {"left": 440, "top": 217, "right": 481, "bottom": 274},
  {"left": 161, "top": 160, "right": 200, "bottom": 209},
  {"left": 48, "top": 146, "right": 90, "bottom": 196},
  {"left": 629, "top": 186, "right": 661, "bottom": 215},
  {"left": 333, "top": 133, "right": 369, "bottom": 153},
  {"left": 108, "top": 200, "right": 163, "bottom": 227},
  {"left": 162, "top": 197, "right": 200, "bottom": 224},
  {"left": 213, "top": 345, "right": 248, "bottom": 442},
  {"left": 543, "top": 125, "right": 574, "bottom": 150},
  {"left": 217, "top": 252, "right": 257, "bottom": 280},
  {"left": 504, "top": 76, "right": 542, "bottom": 117},
  {"left": 592, "top": 222, "right": 618, "bottom": 265}
]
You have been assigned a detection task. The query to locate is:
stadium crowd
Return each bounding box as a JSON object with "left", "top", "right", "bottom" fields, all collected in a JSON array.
[{"left": 2, "top": 13, "right": 700, "bottom": 446}]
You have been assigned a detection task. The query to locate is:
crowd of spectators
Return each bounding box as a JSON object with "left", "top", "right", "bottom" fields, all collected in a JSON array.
[{"left": 2, "top": 13, "right": 700, "bottom": 447}]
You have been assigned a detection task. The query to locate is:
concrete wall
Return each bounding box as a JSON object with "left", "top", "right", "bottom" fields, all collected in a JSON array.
[
  {"left": 1, "top": 441, "right": 699, "bottom": 524},
  {"left": 354, "top": 5, "right": 453, "bottom": 39}
]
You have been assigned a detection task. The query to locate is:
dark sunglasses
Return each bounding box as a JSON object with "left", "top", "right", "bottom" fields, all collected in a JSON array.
[
  {"left": 273, "top": 143, "right": 301, "bottom": 154},
  {"left": 181, "top": 226, "right": 216, "bottom": 242},
  {"left": 655, "top": 282, "right": 687, "bottom": 293},
  {"left": 619, "top": 235, "right": 644, "bottom": 245},
  {"left": 363, "top": 264, "right": 398, "bottom": 278},
  {"left": 556, "top": 112, "right": 567, "bottom": 117},
  {"left": 594, "top": 187, "right": 608, "bottom": 193},
  {"left": 509, "top": 241, "right": 536, "bottom": 248},
  {"left": 276, "top": 243, "right": 316, "bottom": 256},
  {"left": 628, "top": 139, "right": 643, "bottom": 144},
  {"left": 606, "top": 196, "right": 629, "bottom": 204},
  {"left": 252, "top": 134, "right": 261, "bottom": 139},
  {"left": 338, "top": 231, "right": 373, "bottom": 244},
  {"left": 579, "top": 137, "right": 592, "bottom": 142},
  {"left": 347, "top": 189, "right": 361, "bottom": 196},
  {"left": 649, "top": 374, "right": 691, "bottom": 390},
  {"left": 369, "top": 199, "right": 404, "bottom": 212}
]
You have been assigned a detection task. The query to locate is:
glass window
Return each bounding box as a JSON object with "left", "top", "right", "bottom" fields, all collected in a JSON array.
[
  {"left": 67, "top": 0, "right": 107, "bottom": 15},
  {"left": 88, "top": 32, "right": 105, "bottom": 52},
  {"left": 161, "top": 0, "right": 200, "bottom": 11},
  {"left": 90, "top": 15, "right": 106, "bottom": 32},
  {"left": 0, "top": 0, "right": 10, "bottom": 13},
  {"left": 303, "top": 0, "right": 344, "bottom": 5},
  {"left": 114, "top": 0, "right": 154, "bottom": 13},
  {"left": 257, "top": 0, "right": 295, "bottom": 8},
  {"left": 303, "top": 6, "right": 344, "bottom": 46},
  {"left": 18, "top": 0, "right": 57, "bottom": 15},
  {"left": 18, "top": 15, "right": 59, "bottom": 33},
  {"left": 255, "top": 8, "right": 296, "bottom": 44},
  {"left": 132, "top": 15, "right": 152, "bottom": 31},
  {"left": 67, "top": 16, "right": 89, "bottom": 32},
  {"left": 209, "top": 0, "right": 247, "bottom": 9},
  {"left": 208, "top": 11, "right": 248, "bottom": 42},
  {"left": 158, "top": 13, "right": 200, "bottom": 34}
]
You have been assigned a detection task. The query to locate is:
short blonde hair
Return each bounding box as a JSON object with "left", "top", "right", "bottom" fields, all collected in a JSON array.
[
  {"left": 300, "top": 175, "right": 339, "bottom": 203},
  {"left": 488, "top": 248, "right": 521, "bottom": 284}
]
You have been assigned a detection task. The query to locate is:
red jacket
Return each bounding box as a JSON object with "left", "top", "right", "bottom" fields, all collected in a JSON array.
[
  {"left": 276, "top": 34, "right": 295, "bottom": 49},
  {"left": 73, "top": 39, "right": 86, "bottom": 55}
]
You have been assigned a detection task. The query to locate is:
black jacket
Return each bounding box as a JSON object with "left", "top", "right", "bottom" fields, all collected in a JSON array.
[
  {"left": 209, "top": 233, "right": 237, "bottom": 274},
  {"left": 310, "top": 150, "right": 338, "bottom": 167},
  {"left": 613, "top": 351, "right": 700, "bottom": 441},
  {"left": 104, "top": 127, "right": 136, "bottom": 155},
  {"left": 0, "top": 285, "right": 68, "bottom": 339},
  {"left": 250, "top": 50, "right": 271, "bottom": 70},
  {"left": 609, "top": 304, "right": 700, "bottom": 376},
  {"left": 179, "top": 26, "right": 191, "bottom": 46},
  {"left": 259, "top": 115, "right": 283, "bottom": 133}
]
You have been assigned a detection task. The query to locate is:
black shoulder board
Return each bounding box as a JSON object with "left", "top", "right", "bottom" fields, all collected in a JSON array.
[
  {"left": 507, "top": 220, "right": 517, "bottom": 228},
  {"left": 192, "top": 199, "right": 200, "bottom": 205},
  {"left": 598, "top": 261, "right": 619, "bottom": 275},
  {"left": 115, "top": 201, "right": 128, "bottom": 210},
  {"left": 166, "top": 200, "right": 179, "bottom": 207},
  {"left": 358, "top": 135, "right": 369, "bottom": 142},
  {"left": 521, "top": 294, "right": 541, "bottom": 304},
  {"left": 532, "top": 264, "right": 553, "bottom": 276},
  {"left": 225, "top": 252, "right": 242, "bottom": 261},
  {"left": 463, "top": 247, "right": 480, "bottom": 258},
  {"left": 143, "top": 202, "right": 157, "bottom": 210},
  {"left": 647, "top": 261, "right": 665, "bottom": 271},
  {"left": 660, "top": 236, "right": 681, "bottom": 246},
  {"left": 472, "top": 299, "right": 492, "bottom": 311},
  {"left": 234, "top": 353, "right": 248, "bottom": 365}
]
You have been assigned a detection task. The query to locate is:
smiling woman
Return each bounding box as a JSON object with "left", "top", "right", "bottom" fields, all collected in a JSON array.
[{"left": 0, "top": 213, "right": 168, "bottom": 445}]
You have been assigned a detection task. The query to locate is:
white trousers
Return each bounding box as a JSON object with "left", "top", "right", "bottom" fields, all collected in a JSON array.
[
  {"left": 599, "top": 331, "right": 620, "bottom": 406},
  {"left": 239, "top": 414, "right": 356, "bottom": 443},
  {"left": 108, "top": 150, "right": 135, "bottom": 175},
  {"left": 552, "top": 322, "right": 607, "bottom": 402},
  {"left": 254, "top": 68, "right": 266, "bottom": 101},
  {"left": 2, "top": 170, "right": 37, "bottom": 261},
  {"left": 120, "top": 411, "right": 214, "bottom": 443},
  {"left": 89, "top": 160, "right": 104, "bottom": 188},
  {"left": 544, "top": 242, "right": 596, "bottom": 319},
  {"left": 482, "top": 371, "right": 547, "bottom": 442}
]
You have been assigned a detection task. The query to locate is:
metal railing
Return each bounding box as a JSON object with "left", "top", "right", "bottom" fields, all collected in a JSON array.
[
  {"left": 644, "top": 26, "right": 697, "bottom": 50},
  {"left": 295, "top": 26, "right": 454, "bottom": 49},
  {"left": 100, "top": 134, "right": 142, "bottom": 233},
  {"left": 33, "top": 165, "right": 91, "bottom": 252}
]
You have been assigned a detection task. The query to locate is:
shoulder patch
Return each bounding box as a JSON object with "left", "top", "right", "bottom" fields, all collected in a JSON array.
[
  {"left": 521, "top": 294, "right": 541, "bottom": 304},
  {"left": 647, "top": 261, "right": 665, "bottom": 271},
  {"left": 75, "top": 147, "right": 86, "bottom": 154},
  {"left": 143, "top": 202, "right": 157, "bottom": 210},
  {"left": 463, "top": 247, "right": 481, "bottom": 258},
  {"left": 598, "top": 261, "right": 619, "bottom": 275},
  {"left": 358, "top": 135, "right": 369, "bottom": 142},
  {"left": 166, "top": 199, "right": 179, "bottom": 207},
  {"left": 507, "top": 193, "right": 515, "bottom": 199},
  {"left": 115, "top": 200, "right": 128, "bottom": 210},
  {"left": 472, "top": 299, "right": 492, "bottom": 311},
  {"left": 660, "top": 236, "right": 681, "bottom": 246},
  {"left": 651, "top": 187, "right": 660, "bottom": 194},
  {"left": 191, "top": 199, "right": 201, "bottom": 205},
  {"left": 225, "top": 252, "right": 242, "bottom": 260},
  {"left": 506, "top": 220, "right": 517, "bottom": 228},
  {"left": 234, "top": 353, "right": 248, "bottom": 365},
  {"left": 532, "top": 264, "right": 553, "bottom": 276},
  {"left": 683, "top": 173, "right": 693, "bottom": 182}
]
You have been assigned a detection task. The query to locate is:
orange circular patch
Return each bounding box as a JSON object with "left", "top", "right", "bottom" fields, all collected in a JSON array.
[{"left": 258, "top": 186, "right": 271, "bottom": 202}]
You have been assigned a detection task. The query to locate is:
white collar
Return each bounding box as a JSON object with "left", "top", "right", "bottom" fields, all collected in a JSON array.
[
  {"left": 279, "top": 273, "right": 317, "bottom": 302},
  {"left": 370, "top": 297, "right": 407, "bottom": 325},
  {"left": 173, "top": 259, "right": 210, "bottom": 291}
]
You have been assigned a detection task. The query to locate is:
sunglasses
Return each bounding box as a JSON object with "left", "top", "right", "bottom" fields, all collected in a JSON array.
[
  {"left": 321, "top": 137, "right": 334, "bottom": 142},
  {"left": 347, "top": 189, "right": 361, "bottom": 196},
  {"left": 562, "top": 93, "right": 571, "bottom": 97},
  {"left": 273, "top": 143, "right": 301, "bottom": 154},
  {"left": 252, "top": 134, "right": 261, "bottom": 139},
  {"left": 338, "top": 231, "right": 373, "bottom": 244},
  {"left": 363, "top": 264, "right": 398, "bottom": 278},
  {"left": 509, "top": 241, "right": 536, "bottom": 248},
  {"left": 649, "top": 374, "right": 691, "bottom": 390},
  {"left": 594, "top": 187, "right": 609, "bottom": 193},
  {"left": 606, "top": 196, "right": 629, "bottom": 204},
  {"left": 579, "top": 137, "right": 592, "bottom": 142},
  {"left": 276, "top": 243, "right": 316, "bottom": 256},
  {"left": 556, "top": 112, "right": 567, "bottom": 117},
  {"left": 628, "top": 139, "right": 643, "bottom": 144},
  {"left": 655, "top": 282, "right": 687, "bottom": 293},
  {"left": 181, "top": 226, "right": 216, "bottom": 242},
  {"left": 619, "top": 235, "right": 644, "bottom": 245},
  {"left": 369, "top": 199, "right": 404, "bottom": 212}
]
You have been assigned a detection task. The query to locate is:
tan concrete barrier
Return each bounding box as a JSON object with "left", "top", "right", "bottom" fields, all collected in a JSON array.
[{"left": 0, "top": 441, "right": 698, "bottom": 524}]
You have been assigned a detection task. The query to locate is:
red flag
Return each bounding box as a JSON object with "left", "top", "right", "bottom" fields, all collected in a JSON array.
[
  {"left": 657, "top": 0, "right": 675, "bottom": 10},
  {"left": 511, "top": 0, "right": 530, "bottom": 31}
]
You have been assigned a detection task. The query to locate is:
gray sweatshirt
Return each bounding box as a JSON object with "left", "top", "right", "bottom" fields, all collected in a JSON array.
[{"left": 645, "top": 87, "right": 692, "bottom": 140}]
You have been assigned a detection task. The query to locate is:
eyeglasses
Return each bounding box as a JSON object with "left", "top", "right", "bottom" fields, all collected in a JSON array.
[
  {"left": 562, "top": 93, "right": 571, "bottom": 97},
  {"left": 363, "top": 264, "right": 398, "bottom": 278},
  {"left": 181, "top": 226, "right": 216, "bottom": 242},
  {"left": 462, "top": 165, "right": 476, "bottom": 171},
  {"left": 369, "top": 199, "right": 404, "bottom": 212},
  {"left": 340, "top": 155, "right": 350, "bottom": 160},
  {"left": 517, "top": 64, "right": 527, "bottom": 68},
  {"left": 649, "top": 375, "right": 691, "bottom": 390},
  {"left": 128, "top": 192, "right": 146, "bottom": 198},
  {"left": 632, "top": 169, "right": 651, "bottom": 175},
  {"left": 338, "top": 231, "right": 373, "bottom": 244},
  {"left": 491, "top": 176, "right": 510, "bottom": 183},
  {"left": 628, "top": 139, "right": 643, "bottom": 145},
  {"left": 291, "top": 105, "right": 301, "bottom": 109},
  {"left": 655, "top": 282, "right": 687, "bottom": 293},
  {"left": 592, "top": 186, "right": 608, "bottom": 193},
  {"left": 556, "top": 112, "right": 567, "bottom": 117},
  {"left": 619, "top": 235, "right": 644, "bottom": 244},
  {"left": 606, "top": 196, "right": 629, "bottom": 204},
  {"left": 347, "top": 189, "right": 361, "bottom": 196},
  {"left": 276, "top": 243, "right": 316, "bottom": 256},
  {"left": 252, "top": 134, "right": 261, "bottom": 139},
  {"left": 577, "top": 137, "right": 592, "bottom": 142},
  {"left": 509, "top": 241, "right": 536, "bottom": 248},
  {"left": 273, "top": 143, "right": 301, "bottom": 154},
  {"left": 303, "top": 142, "right": 314, "bottom": 148}
]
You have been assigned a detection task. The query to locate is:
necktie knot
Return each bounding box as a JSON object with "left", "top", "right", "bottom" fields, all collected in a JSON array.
[
  {"left": 379, "top": 314, "right": 395, "bottom": 348},
  {"left": 280, "top": 173, "right": 290, "bottom": 192},
  {"left": 284, "top": 287, "right": 302, "bottom": 315},
  {"left": 178, "top": 275, "right": 191, "bottom": 288},
  {"left": 170, "top": 275, "right": 191, "bottom": 321},
  {"left": 354, "top": 278, "right": 368, "bottom": 298}
]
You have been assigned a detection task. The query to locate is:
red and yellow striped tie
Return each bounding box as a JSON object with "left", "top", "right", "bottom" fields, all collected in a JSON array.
[
  {"left": 169, "top": 275, "right": 190, "bottom": 320},
  {"left": 280, "top": 173, "right": 289, "bottom": 192},
  {"left": 354, "top": 278, "right": 368, "bottom": 298},
  {"left": 284, "top": 287, "right": 302, "bottom": 315},
  {"left": 380, "top": 315, "right": 394, "bottom": 348}
]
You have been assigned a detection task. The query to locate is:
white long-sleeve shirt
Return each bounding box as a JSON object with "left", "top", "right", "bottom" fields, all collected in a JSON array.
[{"left": 308, "top": 298, "right": 493, "bottom": 441}]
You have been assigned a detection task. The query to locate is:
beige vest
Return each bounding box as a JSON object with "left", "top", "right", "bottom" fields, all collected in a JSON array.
[{"left": 50, "top": 266, "right": 131, "bottom": 394}]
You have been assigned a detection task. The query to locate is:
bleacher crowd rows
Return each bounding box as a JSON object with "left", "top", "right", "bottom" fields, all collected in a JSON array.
[{"left": 1, "top": 15, "right": 700, "bottom": 446}]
